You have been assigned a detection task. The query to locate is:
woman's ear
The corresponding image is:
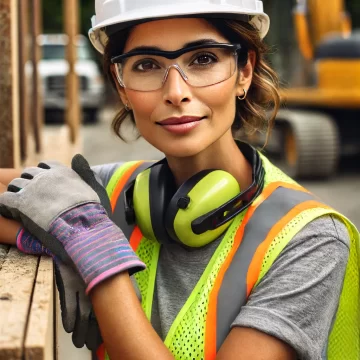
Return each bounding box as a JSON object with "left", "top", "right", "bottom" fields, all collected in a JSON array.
[
  {"left": 110, "top": 64, "right": 129, "bottom": 106},
  {"left": 236, "top": 50, "right": 256, "bottom": 97}
]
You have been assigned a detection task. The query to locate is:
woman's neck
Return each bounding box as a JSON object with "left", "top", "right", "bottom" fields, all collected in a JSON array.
[{"left": 165, "top": 132, "right": 253, "bottom": 191}]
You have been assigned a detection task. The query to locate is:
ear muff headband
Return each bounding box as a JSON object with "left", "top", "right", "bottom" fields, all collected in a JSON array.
[
  {"left": 166, "top": 170, "right": 241, "bottom": 247},
  {"left": 133, "top": 168, "right": 156, "bottom": 241},
  {"left": 148, "top": 163, "right": 176, "bottom": 245}
]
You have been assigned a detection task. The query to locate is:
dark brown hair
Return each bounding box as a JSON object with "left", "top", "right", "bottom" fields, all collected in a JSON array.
[{"left": 103, "top": 18, "right": 280, "bottom": 142}]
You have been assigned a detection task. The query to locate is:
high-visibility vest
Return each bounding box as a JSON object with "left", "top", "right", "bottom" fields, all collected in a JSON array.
[{"left": 97, "top": 154, "right": 359, "bottom": 360}]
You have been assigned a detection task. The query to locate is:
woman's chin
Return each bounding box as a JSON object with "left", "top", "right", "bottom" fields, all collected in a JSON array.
[{"left": 148, "top": 136, "right": 210, "bottom": 159}]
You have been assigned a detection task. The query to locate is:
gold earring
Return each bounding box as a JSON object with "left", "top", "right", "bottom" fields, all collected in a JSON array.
[
  {"left": 124, "top": 103, "right": 131, "bottom": 111},
  {"left": 237, "top": 89, "right": 247, "bottom": 101}
]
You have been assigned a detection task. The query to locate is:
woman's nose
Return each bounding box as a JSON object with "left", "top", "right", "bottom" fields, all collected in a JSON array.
[{"left": 162, "top": 66, "right": 192, "bottom": 106}]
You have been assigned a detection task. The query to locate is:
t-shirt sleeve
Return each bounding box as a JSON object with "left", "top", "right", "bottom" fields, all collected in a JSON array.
[
  {"left": 91, "top": 162, "right": 124, "bottom": 188},
  {"left": 231, "top": 215, "right": 350, "bottom": 360}
]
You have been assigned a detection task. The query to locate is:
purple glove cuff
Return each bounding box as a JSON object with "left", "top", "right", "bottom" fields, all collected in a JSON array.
[
  {"left": 49, "top": 203, "right": 145, "bottom": 294},
  {"left": 16, "top": 228, "right": 53, "bottom": 257}
]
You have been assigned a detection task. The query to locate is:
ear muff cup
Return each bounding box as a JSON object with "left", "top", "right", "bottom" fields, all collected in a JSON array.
[
  {"left": 165, "top": 170, "right": 241, "bottom": 247},
  {"left": 133, "top": 163, "right": 176, "bottom": 245}
]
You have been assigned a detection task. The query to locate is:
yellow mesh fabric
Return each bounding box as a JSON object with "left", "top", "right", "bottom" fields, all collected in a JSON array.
[
  {"left": 104, "top": 156, "right": 359, "bottom": 360},
  {"left": 260, "top": 154, "right": 298, "bottom": 187},
  {"left": 164, "top": 212, "right": 246, "bottom": 359},
  {"left": 327, "top": 220, "right": 359, "bottom": 360},
  {"left": 258, "top": 157, "right": 360, "bottom": 359},
  {"left": 256, "top": 207, "right": 360, "bottom": 359},
  {"left": 135, "top": 238, "right": 160, "bottom": 319}
]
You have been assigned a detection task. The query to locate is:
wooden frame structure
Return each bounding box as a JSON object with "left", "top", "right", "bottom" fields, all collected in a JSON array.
[{"left": 0, "top": 0, "right": 86, "bottom": 358}]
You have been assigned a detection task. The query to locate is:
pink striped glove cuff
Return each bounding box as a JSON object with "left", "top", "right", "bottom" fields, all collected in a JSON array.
[{"left": 49, "top": 203, "right": 145, "bottom": 294}]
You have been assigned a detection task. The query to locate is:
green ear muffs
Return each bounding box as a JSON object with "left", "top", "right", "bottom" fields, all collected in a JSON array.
[
  {"left": 132, "top": 163, "right": 240, "bottom": 247},
  {"left": 128, "top": 143, "right": 265, "bottom": 248},
  {"left": 165, "top": 170, "right": 241, "bottom": 247}
]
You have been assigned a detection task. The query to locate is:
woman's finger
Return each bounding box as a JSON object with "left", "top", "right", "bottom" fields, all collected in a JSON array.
[{"left": 0, "top": 182, "right": 7, "bottom": 194}]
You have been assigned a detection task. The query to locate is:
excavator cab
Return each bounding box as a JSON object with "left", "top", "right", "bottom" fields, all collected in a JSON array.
[{"left": 257, "top": 0, "right": 360, "bottom": 178}]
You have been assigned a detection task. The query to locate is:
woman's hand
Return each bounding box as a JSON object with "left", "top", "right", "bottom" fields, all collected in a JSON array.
[
  {"left": 0, "top": 169, "right": 21, "bottom": 187},
  {"left": 0, "top": 182, "right": 21, "bottom": 246},
  {"left": 0, "top": 181, "right": 51, "bottom": 252},
  {"left": 0, "top": 155, "right": 145, "bottom": 295}
]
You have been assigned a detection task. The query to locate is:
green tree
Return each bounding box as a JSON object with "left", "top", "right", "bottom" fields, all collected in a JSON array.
[{"left": 42, "top": 0, "right": 94, "bottom": 35}]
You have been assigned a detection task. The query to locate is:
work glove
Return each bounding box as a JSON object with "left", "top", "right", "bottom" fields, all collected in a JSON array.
[
  {"left": 0, "top": 155, "right": 145, "bottom": 293},
  {"left": 12, "top": 157, "right": 106, "bottom": 350},
  {"left": 1, "top": 155, "right": 144, "bottom": 349},
  {"left": 16, "top": 227, "right": 102, "bottom": 349}
]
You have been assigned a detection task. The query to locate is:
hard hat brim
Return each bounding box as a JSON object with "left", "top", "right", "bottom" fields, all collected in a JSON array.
[{"left": 89, "top": 4, "right": 269, "bottom": 53}]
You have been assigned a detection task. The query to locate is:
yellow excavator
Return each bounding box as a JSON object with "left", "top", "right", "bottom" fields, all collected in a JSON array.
[{"left": 259, "top": 0, "right": 360, "bottom": 178}]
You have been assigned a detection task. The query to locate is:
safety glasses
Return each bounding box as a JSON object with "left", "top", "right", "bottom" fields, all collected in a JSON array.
[{"left": 111, "top": 43, "right": 247, "bottom": 91}]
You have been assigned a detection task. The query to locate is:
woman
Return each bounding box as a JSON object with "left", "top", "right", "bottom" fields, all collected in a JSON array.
[{"left": 0, "top": 1, "right": 359, "bottom": 359}]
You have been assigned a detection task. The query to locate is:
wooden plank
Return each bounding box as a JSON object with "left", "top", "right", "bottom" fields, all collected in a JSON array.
[
  {"left": 0, "top": 245, "right": 9, "bottom": 270},
  {"left": 24, "top": 256, "right": 54, "bottom": 360},
  {"left": 0, "top": 0, "right": 21, "bottom": 168},
  {"left": 0, "top": 248, "right": 39, "bottom": 359}
]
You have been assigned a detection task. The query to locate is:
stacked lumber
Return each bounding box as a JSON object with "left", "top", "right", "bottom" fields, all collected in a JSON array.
[
  {"left": 0, "top": 246, "right": 53, "bottom": 359},
  {"left": 0, "top": 246, "right": 91, "bottom": 360}
]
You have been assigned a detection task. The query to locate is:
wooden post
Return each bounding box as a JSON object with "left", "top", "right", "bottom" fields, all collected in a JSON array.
[
  {"left": 0, "top": 0, "right": 21, "bottom": 168},
  {"left": 31, "top": 0, "right": 43, "bottom": 153},
  {"left": 64, "top": 0, "right": 81, "bottom": 144},
  {"left": 18, "top": 0, "right": 29, "bottom": 161}
]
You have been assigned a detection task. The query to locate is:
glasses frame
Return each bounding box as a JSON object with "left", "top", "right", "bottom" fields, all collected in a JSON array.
[{"left": 111, "top": 43, "right": 247, "bottom": 91}]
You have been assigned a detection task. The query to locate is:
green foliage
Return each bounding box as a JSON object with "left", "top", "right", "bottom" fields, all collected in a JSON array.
[{"left": 42, "top": 0, "right": 94, "bottom": 35}]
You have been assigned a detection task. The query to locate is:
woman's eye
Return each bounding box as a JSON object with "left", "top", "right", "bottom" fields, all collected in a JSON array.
[
  {"left": 192, "top": 54, "right": 217, "bottom": 65},
  {"left": 134, "top": 60, "right": 159, "bottom": 71}
]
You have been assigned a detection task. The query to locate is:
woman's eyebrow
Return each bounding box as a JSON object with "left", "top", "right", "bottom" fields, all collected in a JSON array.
[{"left": 127, "top": 38, "right": 222, "bottom": 53}]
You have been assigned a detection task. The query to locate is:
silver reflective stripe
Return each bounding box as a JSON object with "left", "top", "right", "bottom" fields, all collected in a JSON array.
[
  {"left": 112, "top": 162, "right": 153, "bottom": 239},
  {"left": 216, "top": 187, "right": 317, "bottom": 350}
]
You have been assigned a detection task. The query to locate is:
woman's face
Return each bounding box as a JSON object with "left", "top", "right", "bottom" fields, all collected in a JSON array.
[{"left": 117, "top": 18, "right": 254, "bottom": 158}]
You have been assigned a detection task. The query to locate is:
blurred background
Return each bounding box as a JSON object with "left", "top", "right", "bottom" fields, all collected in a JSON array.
[{"left": 0, "top": 0, "right": 359, "bottom": 227}]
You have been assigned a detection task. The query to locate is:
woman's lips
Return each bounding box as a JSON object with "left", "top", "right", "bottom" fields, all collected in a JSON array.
[{"left": 157, "top": 116, "right": 205, "bottom": 134}]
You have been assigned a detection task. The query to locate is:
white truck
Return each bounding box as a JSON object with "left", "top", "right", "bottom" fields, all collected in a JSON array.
[{"left": 38, "top": 34, "right": 105, "bottom": 123}]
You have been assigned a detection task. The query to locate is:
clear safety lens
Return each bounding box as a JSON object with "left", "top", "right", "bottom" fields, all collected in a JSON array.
[{"left": 114, "top": 47, "right": 238, "bottom": 91}]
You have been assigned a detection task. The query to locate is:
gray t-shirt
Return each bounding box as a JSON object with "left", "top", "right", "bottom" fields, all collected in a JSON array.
[{"left": 92, "top": 163, "right": 350, "bottom": 360}]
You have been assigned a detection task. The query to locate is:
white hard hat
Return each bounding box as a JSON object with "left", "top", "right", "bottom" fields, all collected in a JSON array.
[{"left": 89, "top": 0, "right": 270, "bottom": 54}]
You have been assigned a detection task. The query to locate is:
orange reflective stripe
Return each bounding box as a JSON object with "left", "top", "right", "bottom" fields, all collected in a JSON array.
[
  {"left": 110, "top": 161, "right": 145, "bottom": 212},
  {"left": 204, "top": 181, "right": 310, "bottom": 359},
  {"left": 246, "top": 200, "right": 330, "bottom": 296},
  {"left": 129, "top": 225, "right": 143, "bottom": 252}
]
